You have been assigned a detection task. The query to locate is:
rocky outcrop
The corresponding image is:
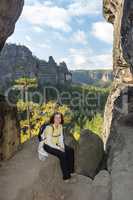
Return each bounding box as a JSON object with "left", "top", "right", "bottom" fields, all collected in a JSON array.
[
  {"left": 75, "top": 129, "right": 104, "bottom": 179},
  {"left": 38, "top": 56, "right": 72, "bottom": 85},
  {"left": 103, "top": 0, "right": 133, "bottom": 200},
  {"left": 121, "top": 0, "right": 133, "bottom": 73},
  {"left": 0, "top": 137, "right": 111, "bottom": 200},
  {"left": 0, "top": 0, "right": 24, "bottom": 51},
  {"left": 0, "top": 95, "right": 20, "bottom": 160},
  {"left": 71, "top": 69, "right": 113, "bottom": 86},
  {"left": 0, "top": 0, "right": 23, "bottom": 161},
  {"left": 103, "top": 0, "right": 133, "bottom": 83},
  {"left": 103, "top": 84, "right": 133, "bottom": 200},
  {"left": 0, "top": 43, "right": 37, "bottom": 88},
  {"left": 0, "top": 44, "right": 72, "bottom": 89},
  {"left": 91, "top": 170, "right": 111, "bottom": 200},
  {"left": 103, "top": 0, "right": 133, "bottom": 145}
]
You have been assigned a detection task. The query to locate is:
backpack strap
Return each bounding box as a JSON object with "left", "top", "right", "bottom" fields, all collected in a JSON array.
[{"left": 38, "top": 123, "right": 50, "bottom": 142}]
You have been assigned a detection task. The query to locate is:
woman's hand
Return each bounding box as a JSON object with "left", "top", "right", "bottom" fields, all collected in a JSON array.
[
  {"left": 57, "top": 144, "right": 65, "bottom": 152},
  {"left": 60, "top": 147, "right": 65, "bottom": 152}
]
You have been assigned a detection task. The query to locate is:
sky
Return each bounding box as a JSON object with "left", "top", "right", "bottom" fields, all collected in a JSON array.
[{"left": 7, "top": 0, "right": 113, "bottom": 70}]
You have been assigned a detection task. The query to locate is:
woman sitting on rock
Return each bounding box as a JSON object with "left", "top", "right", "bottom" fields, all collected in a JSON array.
[{"left": 43, "top": 112, "right": 75, "bottom": 182}]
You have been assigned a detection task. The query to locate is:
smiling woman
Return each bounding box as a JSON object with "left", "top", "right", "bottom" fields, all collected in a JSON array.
[{"left": 42, "top": 112, "right": 75, "bottom": 181}]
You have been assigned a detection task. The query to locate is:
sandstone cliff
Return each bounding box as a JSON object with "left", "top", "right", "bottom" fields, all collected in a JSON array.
[
  {"left": 0, "top": 0, "right": 24, "bottom": 162},
  {"left": 71, "top": 69, "right": 113, "bottom": 86},
  {"left": 0, "top": 95, "right": 20, "bottom": 160},
  {"left": 0, "top": 43, "right": 72, "bottom": 90},
  {"left": 103, "top": 0, "right": 133, "bottom": 200},
  {"left": 0, "top": 0, "right": 24, "bottom": 51}
]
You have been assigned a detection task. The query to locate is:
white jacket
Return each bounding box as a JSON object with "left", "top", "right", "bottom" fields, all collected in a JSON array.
[{"left": 38, "top": 124, "right": 65, "bottom": 161}]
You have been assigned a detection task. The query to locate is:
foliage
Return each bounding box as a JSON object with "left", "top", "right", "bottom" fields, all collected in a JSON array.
[
  {"left": 18, "top": 100, "right": 73, "bottom": 143},
  {"left": 14, "top": 77, "right": 37, "bottom": 90},
  {"left": 71, "top": 113, "right": 104, "bottom": 141},
  {"left": 13, "top": 76, "right": 109, "bottom": 144},
  {"left": 84, "top": 113, "right": 103, "bottom": 138}
]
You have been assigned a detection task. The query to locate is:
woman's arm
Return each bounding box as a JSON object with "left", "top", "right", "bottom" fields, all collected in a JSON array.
[{"left": 58, "top": 131, "right": 65, "bottom": 150}]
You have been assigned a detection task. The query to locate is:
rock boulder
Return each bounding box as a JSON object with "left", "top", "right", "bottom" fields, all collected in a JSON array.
[
  {"left": 0, "top": 137, "right": 111, "bottom": 200},
  {"left": 75, "top": 129, "right": 104, "bottom": 179}
]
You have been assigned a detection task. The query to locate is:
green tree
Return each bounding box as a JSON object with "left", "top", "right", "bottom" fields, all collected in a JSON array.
[
  {"left": 84, "top": 113, "right": 103, "bottom": 138},
  {"left": 14, "top": 77, "right": 37, "bottom": 138}
]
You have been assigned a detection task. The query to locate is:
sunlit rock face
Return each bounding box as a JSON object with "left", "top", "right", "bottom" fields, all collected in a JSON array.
[
  {"left": 103, "top": 0, "right": 133, "bottom": 144},
  {"left": 0, "top": 0, "right": 24, "bottom": 51},
  {"left": 103, "top": 1, "right": 133, "bottom": 200},
  {"left": 103, "top": 0, "right": 133, "bottom": 82},
  {"left": 103, "top": 0, "right": 118, "bottom": 24}
]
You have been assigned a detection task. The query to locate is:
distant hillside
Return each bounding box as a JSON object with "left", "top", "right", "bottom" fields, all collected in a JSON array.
[
  {"left": 0, "top": 43, "right": 72, "bottom": 90},
  {"left": 0, "top": 43, "right": 113, "bottom": 92},
  {"left": 71, "top": 69, "right": 113, "bottom": 87}
]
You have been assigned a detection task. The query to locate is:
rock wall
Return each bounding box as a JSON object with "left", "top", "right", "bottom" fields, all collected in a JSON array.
[
  {"left": 121, "top": 0, "right": 133, "bottom": 73},
  {"left": 103, "top": 0, "right": 133, "bottom": 200},
  {"left": 71, "top": 69, "right": 113, "bottom": 86},
  {"left": 103, "top": 0, "right": 133, "bottom": 82},
  {"left": 0, "top": 1, "right": 24, "bottom": 160},
  {"left": 103, "top": 0, "right": 133, "bottom": 144},
  {"left": 0, "top": 0, "right": 24, "bottom": 51},
  {"left": 0, "top": 96, "right": 20, "bottom": 160}
]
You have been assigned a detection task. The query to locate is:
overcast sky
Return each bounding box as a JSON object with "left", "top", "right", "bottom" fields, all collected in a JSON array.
[{"left": 7, "top": 0, "right": 113, "bottom": 70}]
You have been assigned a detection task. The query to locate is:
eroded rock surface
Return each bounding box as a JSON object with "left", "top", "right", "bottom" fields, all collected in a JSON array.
[
  {"left": 75, "top": 129, "right": 104, "bottom": 179},
  {"left": 0, "top": 138, "right": 111, "bottom": 200},
  {"left": 103, "top": 0, "right": 133, "bottom": 83},
  {"left": 103, "top": 0, "right": 133, "bottom": 200},
  {"left": 0, "top": 0, "right": 24, "bottom": 161},
  {"left": 0, "top": 96, "right": 20, "bottom": 161},
  {"left": 0, "top": 0, "right": 24, "bottom": 51}
]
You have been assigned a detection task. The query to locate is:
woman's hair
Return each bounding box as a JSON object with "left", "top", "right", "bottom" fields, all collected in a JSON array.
[{"left": 49, "top": 112, "right": 64, "bottom": 124}]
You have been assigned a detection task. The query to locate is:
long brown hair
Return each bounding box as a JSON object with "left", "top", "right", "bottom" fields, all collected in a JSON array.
[{"left": 49, "top": 112, "right": 64, "bottom": 125}]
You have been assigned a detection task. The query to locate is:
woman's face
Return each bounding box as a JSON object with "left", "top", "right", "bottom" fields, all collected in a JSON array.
[{"left": 54, "top": 114, "right": 61, "bottom": 125}]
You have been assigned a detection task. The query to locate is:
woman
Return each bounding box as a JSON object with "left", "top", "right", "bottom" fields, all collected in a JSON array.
[{"left": 43, "top": 112, "right": 75, "bottom": 182}]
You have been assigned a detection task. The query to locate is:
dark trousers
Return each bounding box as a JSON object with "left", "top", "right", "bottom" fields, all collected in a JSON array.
[{"left": 43, "top": 143, "right": 75, "bottom": 180}]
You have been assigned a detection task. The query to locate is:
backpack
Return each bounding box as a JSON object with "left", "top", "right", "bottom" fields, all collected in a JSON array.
[
  {"left": 38, "top": 122, "right": 50, "bottom": 142},
  {"left": 37, "top": 122, "right": 51, "bottom": 161}
]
